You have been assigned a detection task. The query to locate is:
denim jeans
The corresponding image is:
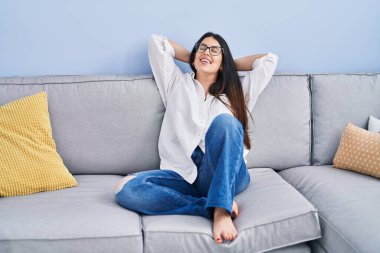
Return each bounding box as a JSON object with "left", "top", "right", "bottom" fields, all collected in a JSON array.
[{"left": 115, "top": 113, "right": 251, "bottom": 220}]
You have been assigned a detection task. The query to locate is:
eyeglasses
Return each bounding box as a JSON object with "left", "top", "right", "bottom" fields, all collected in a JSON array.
[{"left": 195, "top": 43, "right": 224, "bottom": 56}]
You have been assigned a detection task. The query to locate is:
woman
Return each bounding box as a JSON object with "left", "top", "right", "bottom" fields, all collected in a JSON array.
[{"left": 114, "top": 32, "right": 278, "bottom": 244}]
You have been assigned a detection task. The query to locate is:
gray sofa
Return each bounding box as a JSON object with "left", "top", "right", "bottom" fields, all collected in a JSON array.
[{"left": 0, "top": 73, "right": 379, "bottom": 253}]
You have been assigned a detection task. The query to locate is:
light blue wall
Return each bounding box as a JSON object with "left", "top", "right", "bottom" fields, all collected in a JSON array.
[{"left": 1, "top": 0, "right": 379, "bottom": 77}]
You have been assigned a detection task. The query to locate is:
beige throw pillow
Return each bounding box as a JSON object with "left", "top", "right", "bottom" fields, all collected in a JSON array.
[
  {"left": 333, "top": 123, "right": 380, "bottom": 179},
  {"left": 333, "top": 123, "right": 380, "bottom": 178}
]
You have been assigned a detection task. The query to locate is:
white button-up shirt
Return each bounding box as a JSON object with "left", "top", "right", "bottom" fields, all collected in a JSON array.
[{"left": 148, "top": 34, "right": 278, "bottom": 184}]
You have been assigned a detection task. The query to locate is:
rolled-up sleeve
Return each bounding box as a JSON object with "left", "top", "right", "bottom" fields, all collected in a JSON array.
[
  {"left": 242, "top": 52, "right": 278, "bottom": 112},
  {"left": 148, "top": 34, "right": 183, "bottom": 108}
]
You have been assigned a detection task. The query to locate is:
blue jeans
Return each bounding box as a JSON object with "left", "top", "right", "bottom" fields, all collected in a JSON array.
[{"left": 115, "top": 113, "right": 251, "bottom": 220}]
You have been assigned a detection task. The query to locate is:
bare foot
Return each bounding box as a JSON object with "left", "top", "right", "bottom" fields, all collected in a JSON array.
[
  {"left": 232, "top": 200, "right": 239, "bottom": 219},
  {"left": 213, "top": 207, "right": 238, "bottom": 244},
  {"left": 114, "top": 175, "right": 136, "bottom": 195}
]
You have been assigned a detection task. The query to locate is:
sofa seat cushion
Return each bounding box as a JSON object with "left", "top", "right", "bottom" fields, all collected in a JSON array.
[
  {"left": 142, "top": 168, "right": 320, "bottom": 253},
  {"left": 279, "top": 165, "right": 380, "bottom": 253},
  {"left": 268, "top": 244, "right": 310, "bottom": 253},
  {"left": 0, "top": 175, "right": 142, "bottom": 253}
]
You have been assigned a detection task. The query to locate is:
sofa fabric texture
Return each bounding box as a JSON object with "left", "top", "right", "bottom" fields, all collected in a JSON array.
[
  {"left": 279, "top": 166, "right": 380, "bottom": 253},
  {"left": 142, "top": 168, "right": 320, "bottom": 253},
  {"left": 0, "top": 169, "right": 318, "bottom": 253},
  {"left": 245, "top": 74, "right": 311, "bottom": 170},
  {"left": 0, "top": 75, "right": 164, "bottom": 175},
  {"left": 311, "top": 74, "right": 380, "bottom": 165},
  {"left": 0, "top": 74, "right": 312, "bottom": 174},
  {"left": 0, "top": 175, "right": 143, "bottom": 253}
]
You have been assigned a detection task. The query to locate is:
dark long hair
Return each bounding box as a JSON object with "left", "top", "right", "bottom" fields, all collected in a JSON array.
[{"left": 189, "top": 32, "right": 252, "bottom": 149}]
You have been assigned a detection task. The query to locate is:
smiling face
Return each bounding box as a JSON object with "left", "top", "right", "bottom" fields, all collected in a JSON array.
[{"left": 193, "top": 37, "right": 223, "bottom": 76}]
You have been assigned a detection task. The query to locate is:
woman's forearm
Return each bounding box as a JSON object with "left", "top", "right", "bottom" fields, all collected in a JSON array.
[
  {"left": 168, "top": 39, "right": 190, "bottom": 63},
  {"left": 234, "top": 54, "right": 268, "bottom": 71}
]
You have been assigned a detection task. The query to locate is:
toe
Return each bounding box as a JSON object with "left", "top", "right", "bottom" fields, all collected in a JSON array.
[
  {"left": 214, "top": 231, "right": 223, "bottom": 244},
  {"left": 222, "top": 232, "right": 229, "bottom": 241}
]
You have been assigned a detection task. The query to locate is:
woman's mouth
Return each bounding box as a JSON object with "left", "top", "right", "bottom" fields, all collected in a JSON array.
[{"left": 200, "top": 57, "right": 211, "bottom": 64}]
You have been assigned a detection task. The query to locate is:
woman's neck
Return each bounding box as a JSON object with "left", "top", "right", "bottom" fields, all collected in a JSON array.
[{"left": 195, "top": 72, "right": 217, "bottom": 95}]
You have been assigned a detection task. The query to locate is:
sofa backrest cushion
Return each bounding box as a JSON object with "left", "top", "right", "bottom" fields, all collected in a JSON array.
[
  {"left": 246, "top": 75, "right": 311, "bottom": 169},
  {"left": 311, "top": 73, "right": 380, "bottom": 165},
  {"left": 0, "top": 75, "right": 164, "bottom": 175},
  {"left": 0, "top": 74, "right": 312, "bottom": 174}
]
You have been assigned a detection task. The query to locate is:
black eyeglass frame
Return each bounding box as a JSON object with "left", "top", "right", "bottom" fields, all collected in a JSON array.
[{"left": 195, "top": 43, "right": 224, "bottom": 56}]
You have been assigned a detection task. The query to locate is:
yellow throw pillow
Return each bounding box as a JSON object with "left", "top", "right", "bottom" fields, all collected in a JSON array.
[
  {"left": 333, "top": 123, "right": 380, "bottom": 179},
  {"left": 0, "top": 92, "right": 77, "bottom": 197}
]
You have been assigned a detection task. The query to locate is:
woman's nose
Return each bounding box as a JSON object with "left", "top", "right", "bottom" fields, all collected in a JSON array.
[{"left": 202, "top": 49, "right": 211, "bottom": 56}]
